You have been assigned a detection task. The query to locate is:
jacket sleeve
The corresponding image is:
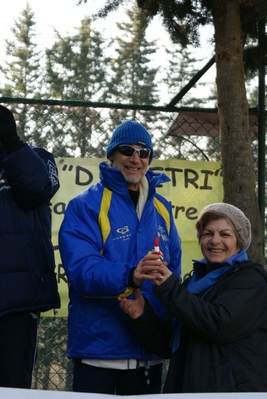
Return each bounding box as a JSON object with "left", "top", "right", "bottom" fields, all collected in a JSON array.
[
  {"left": 167, "top": 208, "right": 182, "bottom": 278},
  {"left": 154, "top": 267, "right": 267, "bottom": 344},
  {"left": 129, "top": 298, "right": 172, "bottom": 359},
  {"left": 154, "top": 193, "right": 182, "bottom": 279},
  {"left": 2, "top": 144, "right": 59, "bottom": 209},
  {"left": 58, "top": 193, "right": 136, "bottom": 298}
]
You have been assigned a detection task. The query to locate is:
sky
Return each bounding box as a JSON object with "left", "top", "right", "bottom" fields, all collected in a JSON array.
[
  {"left": 0, "top": 0, "right": 216, "bottom": 104},
  {"left": 1, "top": 0, "right": 113, "bottom": 54}
]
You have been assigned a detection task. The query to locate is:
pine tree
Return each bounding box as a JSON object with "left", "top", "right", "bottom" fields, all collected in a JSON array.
[
  {"left": 46, "top": 16, "right": 110, "bottom": 102},
  {"left": 108, "top": 6, "right": 159, "bottom": 107},
  {"left": 161, "top": 45, "right": 205, "bottom": 107},
  {"left": 46, "top": 16, "right": 111, "bottom": 157},
  {"left": 104, "top": 5, "right": 161, "bottom": 155},
  {"left": 158, "top": 44, "right": 212, "bottom": 160},
  {"left": 0, "top": 3, "right": 43, "bottom": 99},
  {"left": 0, "top": 3, "right": 46, "bottom": 146}
]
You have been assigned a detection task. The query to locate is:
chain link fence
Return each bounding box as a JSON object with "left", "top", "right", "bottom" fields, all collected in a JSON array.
[{"left": 0, "top": 98, "right": 265, "bottom": 391}]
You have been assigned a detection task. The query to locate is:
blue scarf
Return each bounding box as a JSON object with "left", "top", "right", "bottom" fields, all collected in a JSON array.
[{"left": 171, "top": 249, "right": 248, "bottom": 352}]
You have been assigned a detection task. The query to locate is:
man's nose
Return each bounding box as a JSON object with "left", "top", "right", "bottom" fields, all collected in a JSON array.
[{"left": 131, "top": 151, "right": 141, "bottom": 161}]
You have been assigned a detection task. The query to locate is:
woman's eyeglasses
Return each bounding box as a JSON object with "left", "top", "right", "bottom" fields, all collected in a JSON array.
[{"left": 118, "top": 145, "right": 151, "bottom": 159}]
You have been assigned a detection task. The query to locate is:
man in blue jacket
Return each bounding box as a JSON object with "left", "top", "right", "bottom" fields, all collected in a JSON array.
[
  {"left": 59, "top": 120, "right": 181, "bottom": 395},
  {"left": 0, "top": 105, "right": 60, "bottom": 389}
]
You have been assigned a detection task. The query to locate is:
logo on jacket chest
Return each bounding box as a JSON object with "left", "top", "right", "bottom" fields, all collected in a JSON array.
[{"left": 113, "top": 225, "right": 131, "bottom": 242}]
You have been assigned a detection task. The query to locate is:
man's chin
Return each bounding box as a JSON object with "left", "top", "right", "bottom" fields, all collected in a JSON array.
[
  {"left": 124, "top": 174, "right": 143, "bottom": 185},
  {"left": 125, "top": 176, "right": 144, "bottom": 190}
]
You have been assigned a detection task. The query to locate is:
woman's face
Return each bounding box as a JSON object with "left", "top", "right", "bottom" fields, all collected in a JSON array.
[{"left": 200, "top": 218, "right": 240, "bottom": 263}]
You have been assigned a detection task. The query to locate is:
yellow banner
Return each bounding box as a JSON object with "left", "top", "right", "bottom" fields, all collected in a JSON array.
[{"left": 49, "top": 158, "right": 223, "bottom": 317}]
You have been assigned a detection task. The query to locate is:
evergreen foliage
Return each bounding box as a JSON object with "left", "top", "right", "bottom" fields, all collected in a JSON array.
[
  {"left": 0, "top": 3, "right": 47, "bottom": 146},
  {"left": 45, "top": 16, "right": 111, "bottom": 157},
  {"left": 105, "top": 5, "right": 162, "bottom": 152}
]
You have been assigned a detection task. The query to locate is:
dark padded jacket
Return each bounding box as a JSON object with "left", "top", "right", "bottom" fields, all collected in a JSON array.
[
  {"left": 0, "top": 143, "right": 60, "bottom": 316},
  {"left": 130, "top": 260, "right": 267, "bottom": 392}
]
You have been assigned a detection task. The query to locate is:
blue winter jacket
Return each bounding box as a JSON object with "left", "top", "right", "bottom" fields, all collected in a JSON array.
[
  {"left": 59, "top": 161, "right": 181, "bottom": 361},
  {"left": 0, "top": 144, "right": 60, "bottom": 316}
]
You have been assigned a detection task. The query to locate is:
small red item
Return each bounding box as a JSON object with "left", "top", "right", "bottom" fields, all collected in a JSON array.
[{"left": 152, "top": 237, "right": 163, "bottom": 261}]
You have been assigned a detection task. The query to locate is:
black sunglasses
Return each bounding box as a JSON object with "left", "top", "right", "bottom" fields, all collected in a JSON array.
[{"left": 118, "top": 145, "right": 151, "bottom": 159}]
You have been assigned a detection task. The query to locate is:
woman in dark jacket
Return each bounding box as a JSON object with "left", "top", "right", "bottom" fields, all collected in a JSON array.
[
  {"left": 119, "top": 202, "right": 267, "bottom": 392},
  {"left": 0, "top": 105, "right": 60, "bottom": 389}
]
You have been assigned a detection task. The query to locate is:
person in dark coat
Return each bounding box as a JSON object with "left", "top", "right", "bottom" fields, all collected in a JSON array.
[
  {"left": 0, "top": 104, "right": 60, "bottom": 389},
  {"left": 119, "top": 202, "right": 267, "bottom": 392}
]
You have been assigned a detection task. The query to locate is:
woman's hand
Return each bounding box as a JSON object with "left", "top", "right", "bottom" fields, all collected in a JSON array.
[
  {"left": 153, "top": 264, "right": 173, "bottom": 286},
  {"left": 118, "top": 288, "right": 145, "bottom": 319}
]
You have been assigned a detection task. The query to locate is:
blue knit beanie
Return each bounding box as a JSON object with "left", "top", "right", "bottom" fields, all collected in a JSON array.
[{"left": 106, "top": 120, "right": 154, "bottom": 164}]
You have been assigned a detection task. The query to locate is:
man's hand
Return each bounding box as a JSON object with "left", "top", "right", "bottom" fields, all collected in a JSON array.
[
  {"left": 0, "top": 105, "right": 21, "bottom": 151},
  {"left": 118, "top": 289, "right": 145, "bottom": 319}
]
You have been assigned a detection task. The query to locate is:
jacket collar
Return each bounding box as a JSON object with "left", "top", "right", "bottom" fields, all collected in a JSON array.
[{"left": 99, "top": 161, "right": 170, "bottom": 198}]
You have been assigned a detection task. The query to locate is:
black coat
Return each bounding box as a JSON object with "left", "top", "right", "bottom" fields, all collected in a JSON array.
[
  {"left": 130, "top": 260, "right": 267, "bottom": 392},
  {"left": 0, "top": 144, "right": 60, "bottom": 316}
]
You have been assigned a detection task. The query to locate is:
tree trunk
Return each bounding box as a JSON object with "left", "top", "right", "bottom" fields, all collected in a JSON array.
[{"left": 211, "top": 0, "right": 264, "bottom": 265}]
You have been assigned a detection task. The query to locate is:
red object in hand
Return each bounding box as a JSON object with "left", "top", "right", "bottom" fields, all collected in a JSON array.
[
  {"left": 152, "top": 237, "right": 163, "bottom": 261},
  {"left": 154, "top": 237, "right": 160, "bottom": 250}
]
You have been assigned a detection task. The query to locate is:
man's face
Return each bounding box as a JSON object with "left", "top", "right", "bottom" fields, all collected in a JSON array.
[{"left": 109, "top": 145, "right": 150, "bottom": 191}]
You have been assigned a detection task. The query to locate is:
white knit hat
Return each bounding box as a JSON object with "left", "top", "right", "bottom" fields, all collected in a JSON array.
[{"left": 197, "top": 203, "right": 252, "bottom": 250}]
